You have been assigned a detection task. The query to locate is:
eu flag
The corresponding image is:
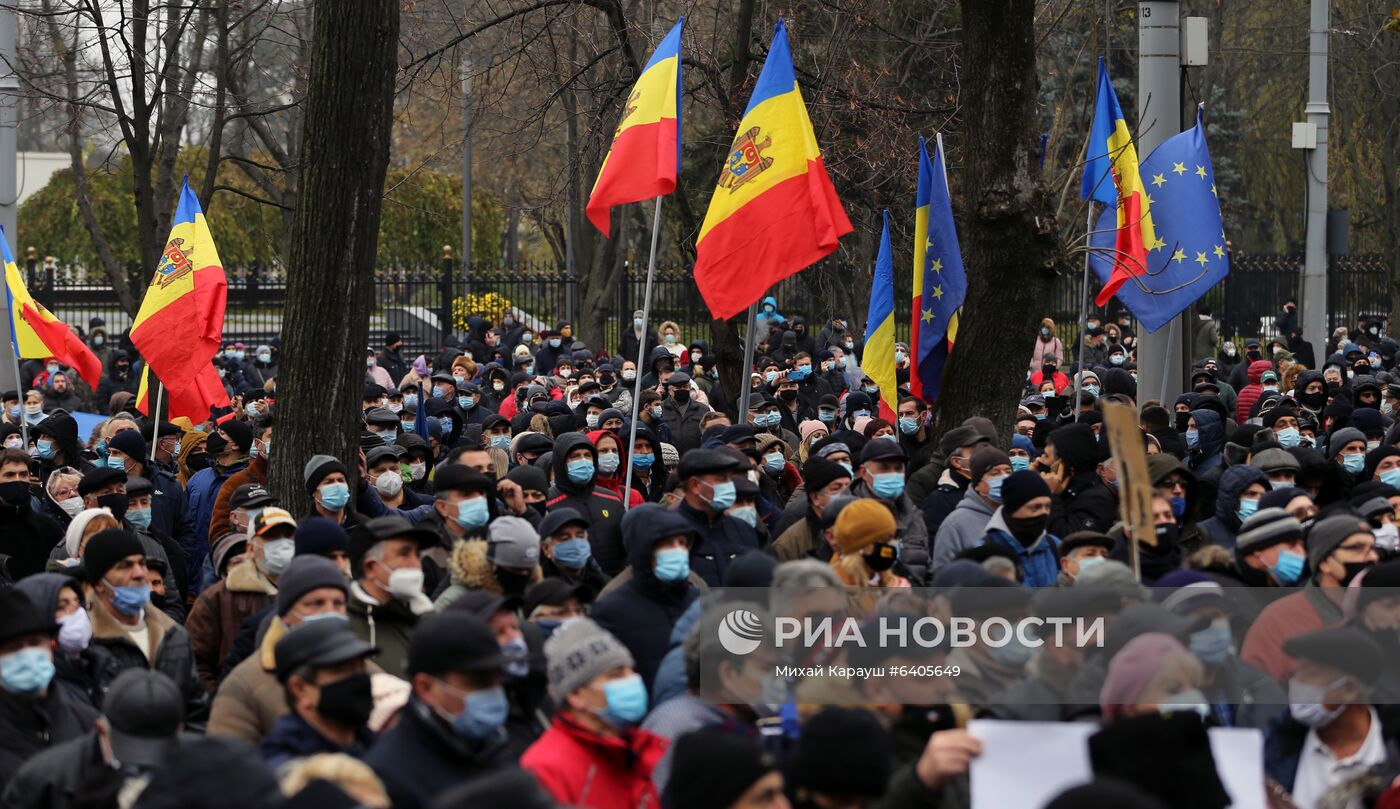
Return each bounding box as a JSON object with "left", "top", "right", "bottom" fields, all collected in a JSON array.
[
  {"left": 1088, "top": 111, "right": 1228, "bottom": 333},
  {"left": 911, "top": 134, "right": 965, "bottom": 404}
]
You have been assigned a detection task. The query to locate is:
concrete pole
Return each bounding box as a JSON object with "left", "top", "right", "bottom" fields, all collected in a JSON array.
[
  {"left": 1301, "top": 0, "right": 1329, "bottom": 356},
  {"left": 1135, "top": 1, "right": 1182, "bottom": 405},
  {"left": 0, "top": 0, "right": 18, "bottom": 391}
]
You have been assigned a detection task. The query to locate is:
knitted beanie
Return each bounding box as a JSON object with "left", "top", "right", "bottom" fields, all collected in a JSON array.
[
  {"left": 544, "top": 618, "right": 634, "bottom": 702},
  {"left": 832, "top": 498, "right": 897, "bottom": 554}
]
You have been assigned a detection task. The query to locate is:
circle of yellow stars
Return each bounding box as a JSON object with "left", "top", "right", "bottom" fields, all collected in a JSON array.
[{"left": 1149, "top": 164, "right": 1224, "bottom": 266}]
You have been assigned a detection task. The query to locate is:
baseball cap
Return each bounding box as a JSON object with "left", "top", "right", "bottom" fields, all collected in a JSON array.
[
  {"left": 229, "top": 483, "right": 277, "bottom": 511},
  {"left": 486, "top": 516, "right": 540, "bottom": 569},
  {"left": 253, "top": 506, "right": 297, "bottom": 537}
]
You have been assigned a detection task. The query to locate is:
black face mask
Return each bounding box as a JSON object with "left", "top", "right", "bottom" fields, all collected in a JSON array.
[
  {"left": 186, "top": 452, "right": 212, "bottom": 472},
  {"left": 1340, "top": 560, "right": 1373, "bottom": 588},
  {"left": 673, "top": 390, "right": 691, "bottom": 404},
  {"left": 97, "top": 493, "right": 128, "bottom": 521},
  {"left": 1299, "top": 390, "right": 1327, "bottom": 409},
  {"left": 1153, "top": 522, "right": 1180, "bottom": 552},
  {"left": 530, "top": 500, "right": 548, "bottom": 517},
  {"left": 778, "top": 389, "right": 798, "bottom": 402},
  {"left": 495, "top": 568, "right": 532, "bottom": 598},
  {"left": 1004, "top": 513, "right": 1049, "bottom": 546},
  {"left": 863, "top": 541, "right": 898, "bottom": 572},
  {"left": 1174, "top": 411, "right": 1192, "bottom": 433},
  {"left": 317, "top": 672, "right": 374, "bottom": 727},
  {"left": 0, "top": 480, "right": 29, "bottom": 507},
  {"left": 204, "top": 432, "right": 228, "bottom": 455}
]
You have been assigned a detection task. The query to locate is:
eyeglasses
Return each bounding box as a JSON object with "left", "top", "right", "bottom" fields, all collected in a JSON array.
[{"left": 1159, "top": 478, "right": 1188, "bottom": 491}]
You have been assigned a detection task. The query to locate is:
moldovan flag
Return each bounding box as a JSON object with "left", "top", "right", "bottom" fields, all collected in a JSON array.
[
  {"left": 134, "top": 364, "right": 152, "bottom": 415},
  {"left": 909, "top": 134, "right": 965, "bottom": 404},
  {"left": 861, "top": 212, "right": 898, "bottom": 422},
  {"left": 1, "top": 228, "right": 102, "bottom": 388},
  {"left": 129, "top": 179, "right": 230, "bottom": 421},
  {"left": 585, "top": 18, "right": 683, "bottom": 237},
  {"left": 693, "top": 20, "right": 852, "bottom": 320},
  {"left": 1081, "top": 57, "right": 1156, "bottom": 306}
]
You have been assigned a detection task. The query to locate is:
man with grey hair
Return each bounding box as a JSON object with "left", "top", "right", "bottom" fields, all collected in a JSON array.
[{"left": 346, "top": 516, "right": 437, "bottom": 676}]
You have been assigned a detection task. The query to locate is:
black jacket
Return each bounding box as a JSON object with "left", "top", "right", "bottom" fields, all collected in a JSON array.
[
  {"left": 365, "top": 697, "right": 508, "bottom": 809},
  {"left": 673, "top": 500, "right": 761, "bottom": 587},
  {"left": 0, "top": 683, "right": 100, "bottom": 789},
  {"left": 87, "top": 602, "right": 209, "bottom": 727},
  {"left": 590, "top": 506, "right": 700, "bottom": 691},
  {"left": 545, "top": 433, "right": 626, "bottom": 576},
  {"left": 0, "top": 731, "right": 117, "bottom": 809},
  {"left": 0, "top": 499, "right": 63, "bottom": 581}
]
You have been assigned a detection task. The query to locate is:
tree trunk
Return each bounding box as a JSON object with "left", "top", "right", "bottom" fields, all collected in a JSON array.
[
  {"left": 935, "top": 0, "right": 1062, "bottom": 437},
  {"left": 267, "top": 0, "right": 399, "bottom": 512}
]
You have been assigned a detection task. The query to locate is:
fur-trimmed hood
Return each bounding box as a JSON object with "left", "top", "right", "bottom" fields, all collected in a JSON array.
[{"left": 446, "top": 538, "right": 542, "bottom": 594}]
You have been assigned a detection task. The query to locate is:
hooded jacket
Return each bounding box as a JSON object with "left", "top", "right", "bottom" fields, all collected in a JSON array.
[
  {"left": 366, "top": 697, "right": 510, "bottom": 809},
  {"left": 12, "top": 574, "right": 121, "bottom": 708},
  {"left": 586, "top": 429, "right": 643, "bottom": 508},
  {"left": 590, "top": 506, "right": 700, "bottom": 691},
  {"left": 931, "top": 484, "right": 999, "bottom": 570},
  {"left": 673, "top": 499, "right": 762, "bottom": 588},
  {"left": 1198, "top": 464, "right": 1268, "bottom": 551},
  {"left": 1187, "top": 408, "right": 1226, "bottom": 481},
  {"left": 1234, "top": 360, "right": 1275, "bottom": 423},
  {"left": 546, "top": 433, "right": 626, "bottom": 576}
]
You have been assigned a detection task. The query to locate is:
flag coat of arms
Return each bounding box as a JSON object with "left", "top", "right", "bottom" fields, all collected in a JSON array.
[
  {"left": 585, "top": 18, "right": 684, "bottom": 237},
  {"left": 129, "top": 179, "right": 230, "bottom": 421},
  {"left": 693, "top": 20, "right": 852, "bottom": 321}
]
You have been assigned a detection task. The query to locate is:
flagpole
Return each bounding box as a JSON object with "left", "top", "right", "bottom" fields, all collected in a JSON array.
[
  {"left": 1073, "top": 204, "right": 1093, "bottom": 423},
  {"left": 622, "top": 196, "right": 663, "bottom": 512},
  {"left": 735, "top": 300, "right": 760, "bottom": 420},
  {"left": 150, "top": 381, "right": 163, "bottom": 454},
  {"left": 9, "top": 345, "right": 23, "bottom": 446}
]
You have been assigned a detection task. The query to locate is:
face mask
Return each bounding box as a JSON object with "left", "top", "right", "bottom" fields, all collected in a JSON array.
[
  {"left": 1263, "top": 385, "right": 1279, "bottom": 394},
  {"left": 366, "top": 358, "right": 377, "bottom": 368},
  {"left": 705, "top": 480, "right": 736, "bottom": 511},
  {"left": 852, "top": 409, "right": 870, "bottom": 420},
  {"left": 986, "top": 628, "right": 1034, "bottom": 668},
  {"left": 1369, "top": 440, "right": 1382, "bottom": 453},
  {"left": 1269, "top": 548, "right": 1306, "bottom": 585},
  {"left": 1341, "top": 453, "right": 1365, "bottom": 475},
  {"left": 552, "top": 537, "right": 591, "bottom": 569},
  {"left": 35, "top": 439, "right": 54, "bottom": 459},
  {"left": 597, "top": 453, "right": 620, "bottom": 475},
  {"left": 522, "top": 333, "right": 533, "bottom": 343},
  {"left": 126, "top": 507, "right": 152, "bottom": 531},
  {"left": 0, "top": 647, "right": 55, "bottom": 694},
  {"left": 374, "top": 472, "right": 404, "bottom": 498},
  {"left": 1374, "top": 523, "right": 1400, "bottom": 552},
  {"left": 1076, "top": 556, "right": 1106, "bottom": 576},
  {"left": 557, "top": 369, "right": 573, "bottom": 379},
  {"left": 654, "top": 547, "right": 690, "bottom": 581},
  {"left": 818, "top": 409, "right": 836, "bottom": 424},
  {"left": 623, "top": 370, "right": 637, "bottom": 382},
  {"left": 261, "top": 538, "right": 295, "bottom": 576},
  {"left": 56, "top": 608, "right": 92, "bottom": 653},
  {"left": 1183, "top": 429, "right": 1200, "bottom": 450},
  {"left": 459, "top": 396, "right": 475, "bottom": 410},
  {"left": 500, "top": 636, "right": 530, "bottom": 680},
  {"left": 601, "top": 673, "right": 649, "bottom": 727},
  {"left": 1275, "top": 427, "right": 1301, "bottom": 448},
  {"left": 489, "top": 435, "right": 511, "bottom": 452},
  {"left": 898, "top": 416, "right": 921, "bottom": 435},
  {"left": 1008, "top": 456, "right": 1031, "bottom": 473},
  {"left": 1109, "top": 354, "right": 1125, "bottom": 365},
  {"left": 548, "top": 338, "right": 561, "bottom": 349},
  {"left": 894, "top": 350, "right": 906, "bottom": 364},
  {"left": 57, "top": 497, "right": 84, "bottom": 517},
  {"left": 319, "top": 482, "right": 350, "bottom": 510},
  {"left": 457, "top": 497, "right": 490, "bottom": 528},
  {"left": 1158, "top": 689, "right": 1211, "bottom": 720},
  {"left": 104, "top": 454, "right": 128, "bottom": 471},
  {"left": 633, "top": 453, "right": 654, "bottom": 470},
  {"left": 726, "top": 505, "right": 759, "bottom": 528},
  {"left": 864, "top": 541, "right": 898, "bottom": 572},
  {"left": 838, "top": 461, "right": 854, "bottom": 476},
  {"left": 409, "top": 461, "right": 427, "bottom": 481},
  {"left": 763, "top": 452, "right": 785, "bottom": 474},
  {"left": 1288, "top": 677, "right": 1349, "bottom": 728},
  {"left": 1189, "top": 618, "right": 1233, "bottom": 665},
  {"left": 566, "top": 458, "right": 595, "bottom": 484},
  {"left": 1084, "top": 385, "right": 1100, "bottom": 398},
  {"left": 1006, "top": 513, "right": 1051, "bottom": 545},
  {"left": 651, "top": 405, "right": 664, "bottom": 420},
  {"left": 311, "top": 671, "right": 375, "bottom": 727},
  {"left": 872, "top": 472, "right": 905, "bottom": 499},
  {"left": 96, "top": 493, "right": 128, "bottom": 520},
  {"left": 384, "top": 566, "right": 425, "bottom": 601},
  {"left": 402, "top": 419, "right": 416, "bottom": 432},
  {"left": 985, "top": 474, "right": 1007, "bottom": 503},
  {"left": 1236, "top": 497, "right": 1259, "bottom": 523},
  {"left": 450, "top": 684, "right": 509, "bottom": 739},
  {"left": 863, "top": 386, "right": 879, "bottom": 396},
  {"left": 104, "top": 580, "right": 151, "bottom": 617},
  {"left": 585, "top": 414, "right": 600, "bottom": 429}
]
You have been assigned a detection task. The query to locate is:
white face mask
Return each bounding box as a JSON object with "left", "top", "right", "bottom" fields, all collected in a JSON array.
[
  {"left": 57, "top": 497, "right": 84, "bottom": 517},
  {"left": 384, "top": 566, "right": 425, "bottom": 601},
  {"left": 1375, "top": 522, "right": 1399, "bottom": 552},
  {"left": 409, "top": 461, "right": 427, "bottom": 481},
  {"left": 374, "top": 471, "right": 404, "bottom": 498}
]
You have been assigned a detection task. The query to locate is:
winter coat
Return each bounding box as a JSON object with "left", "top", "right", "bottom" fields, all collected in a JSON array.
[
  {"left": 0, "top": 732, "right": 111, "bottom": 809},
  {"left": 0, "top": 687, "right": 100, "bottom": 795},
  {"left": 260, "top": 711, "right": 375, "bottom": 770},
  {"left": 659, "top": 397, "right": 709, "bottom": 455},
  {"left": 930, "top": 485, "right": 998, "bottom": 570},
  {"left": 433, "top": 537, "right": 542, "bottom": 610},
  {"left": 12, "top": 574, "right": 122, "bottom": 709},
  {"left": 586, "top": 429, "right": 644, "bottom": 507},
  {"left": 1198, "top": 464, "right": 1268, "bottom": 551},
  {"left": 546, "top": 433, "right": 626, "bottom": 576},
  {"left": 1031, "top": 331, "right": 1066, "bottom": 372},
  {"left": 206, "top": 456, "right": 267, "bottom": 545},
  {"left": 87, "top": 598, "right": 208, "bottom": 725},
  {"left": 1057, "top": 477, "right": 1120, "bottom": 536},
  {"left": 0, "top": 498, "right": 64, "bottom": 581},
  {"left": 1234, "top": 360, "right": 1274, "bottom": 424},
  {"left": 590, "top": 507, "right": 700, "bottom": 691},
  {"left": 619, "top": 329, "right": 660, "bottom": 372},
  {"left": 673, "top": 501, "right": 762, "bottom": 587},
  {"left": 979, "top": 509, "right": 1062, "bottom": 588},
  {"left": 772, "top": 510, "right": 823, "bottom": 562},
  {"left": 521, "top": 714, "right": 668, "bottom": 809},
  {"left": 1188, "top": 408, "right": 1226, "bottom": 482},
  {"left": 347, "top": 582, "right": 423, "bottom": 679},
  {"left": 207, "top": 617, "right": 290, "bottom": 745},
  {"left": 185, "top": 460, "right": 249, "bottom": 589},
  {"left": 649, "top": 600, "right": 705, "bottom": 708},
  {"left": 846, "top": 477, "right": 930, "bottom": 585},
  {"left": 185, "top": 559, "right": 277, "bottom": 691},
  {"left": 1241, "top": 587, "right": 1344, "bottom": 684},
  {"left": 145, "top": 466, "right": 197, "bottom": 571},
  {"left": 365, "top": 697, "right": 510, "bottom": 809}
]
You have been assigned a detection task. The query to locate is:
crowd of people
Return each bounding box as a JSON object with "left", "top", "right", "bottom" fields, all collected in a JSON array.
[{"left": 0, "top": 298, "right": 1398, "bottom": 809}]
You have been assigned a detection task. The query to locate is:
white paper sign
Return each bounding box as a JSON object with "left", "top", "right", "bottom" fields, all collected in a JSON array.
[{"left": 1208, "top": 727, "right": 1267, "bottom": 809}]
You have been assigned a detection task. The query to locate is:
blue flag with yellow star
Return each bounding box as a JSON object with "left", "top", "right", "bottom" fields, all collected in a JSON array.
[
  {"left": 910, "top": 134, "right": 965, "bottom": 404},
  {"left": 1089, "top": 111, "right": 1228, "bottom": 334}
]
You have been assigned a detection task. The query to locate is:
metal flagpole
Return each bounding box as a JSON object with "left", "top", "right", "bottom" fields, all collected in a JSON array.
[
  {"left": 735, "top": 301, "right": 760, "bottom": 419},
  {"left": 622, "top": 196, "right": 664, "bottom": 511},
  {"left": 149, "top": 381, "right": 163, "bottom": 453},
  {"left": 1073, "top": 204, "right": 1093, "bottom": 422}
]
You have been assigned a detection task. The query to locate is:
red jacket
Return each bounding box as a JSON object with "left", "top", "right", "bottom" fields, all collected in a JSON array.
[
  {"left": 586, "top": 429, "right": 644, "bottom": 508},
  {"left": 1234, "top": 360, "right": 1274, "bottom": 424},
  {"left": 521, "top": 714, "right": 668, "bottom": 809}
]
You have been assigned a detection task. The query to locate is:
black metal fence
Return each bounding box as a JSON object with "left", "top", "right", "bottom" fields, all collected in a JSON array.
[{"left": 20, "top": 253, "right": 1393, "bottom": 362}]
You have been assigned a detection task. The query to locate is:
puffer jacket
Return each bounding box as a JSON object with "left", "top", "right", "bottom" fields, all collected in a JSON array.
[
  {"left": 434, "top": 537, "right": 542, "bottom": 610},
  {"left": 1234, "top": 360, "right": 1274, "bottom": 424},
  {"left": 185, "top": 559, "right": 277, "bottom": 691},
  {"left": 1188, "top": 408, "right": 1226, "bottom": 484},
  {"left": 521, "top": 712, "right": 668, "bottom": 809},
  {"left": 546, "top": 433, "right": 626, "bottom": 575},
  {"left": 1198, "top": 464, "right": 1268, "bottom": 551},
  {"left": 88, "top": 598, "right": 209, "bottom": 725},
  {"left": 590, "top": 505, "right": 700, "bottom": 691},
  {"left": 846, "top": 477, "right": 929, "bottom": 585},
  {"left": 930, "top": 485, "right": 998, "bottom": 571}
]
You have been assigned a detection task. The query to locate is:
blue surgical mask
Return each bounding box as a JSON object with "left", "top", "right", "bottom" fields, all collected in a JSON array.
[
  {"left": 654, "top": 547, "right": 690, "bottom": 581},
  {"left": 633, "top": 453, "right": 654, "bottom": 470},
  {"left": 1009, "top": 456, "right": 1030, "bottom": 472},
  {"left": 319, "top": 482, "right": 351, "bottom": 510},
  {"left": 453, "top": 374, "right": 466, "bottom": 386},
  {"left": 1236, "top": 497, "right": 1259, "bottom": 523},
  {"left": 404, "top": 394, "right": 419, "bottom": 409},
  {"left": 872, "top": 472, "right": 905, "bottom": 499},
  {"left": 728, "top": 505, "right": 759, "bottom": 527},
  {"left": 1189, "top": 619, "right": 1233, "bottom": 666},
  {"left": 379, "top": 430, "right": 396, "bottom": 446},
  {"left": 764, "top": 371, "right": 779, "bottom": 384},
  {"left": 566, "top": 458, "right": 595, "bottom": 484},
  {"left": 105, "top": 455, "right": 126, "bottom": 470},
  {"left": 818, "top": 409, "right": 836, "bottom": 424},
  {"left": 1382, "top": 469, "right": 1400, "bottom": 489},
  {"left": 898, "top": 417, "right": 919, "bottom": 435},
  {"left": 1077, "top": 556, "right": 1106, "bottom": 574},
  {"left": 490, "top": 435, "right": 511, "bottom": 451},
  {"left": 127, "top": 507, "right": 152, "bottom": 531},
  {"left": 451, "top": 685, "right": 509, "bottom": 739},
  {"left": 36, "top": 439, "right": 54, "bottom": 459},
  {"left": 1276, "top": 427, "right": 1301, "bottom": 448},
  {"left": 1185, "top": 429, "right": 1200, "bottom": 449},
  {"left": 985, "top": 474, "right": 1007, "bottom": 503},
  {"left": 838, "top": 462, "right": 853, "bottom": 476},
  {"left": 552, "top": 537, "right": 591, "bottom": 569},
  {"left": 706, "top": 480, "right": 736, "bottom": 511},
  {"left": 1343, "top": 453, "right": 1365, "bottom": 475},
  {"left": 105, "top": 581, "right": 151, "bottom": 617},
  {"left": 601, "top": 673, "right": 649, "bottom": 727},
  {"left": 459, "top": 395, "right": 475, "bottom": 410},
  {"left": 432, "top": 387, "right": 445, "bottom": 398},
  {"left": 548, "top": 338, "right": 561, "bottom": 348},
  {"left": 597, "top": 453, "right": 620, "bottom": 475},
  {"left": 5, "top": 405, "right": 16, "bottom": 419},
  {"left": 0, "top": 647, "right": 55, "bottom": 695},
  {"left": 763, "top": 452, "right": 785, "bottom": 473},
  {"left": 1269, "top": 547, "right": 1306, "bottom": 585},
  {"left": 1084, "top": 384, "right": 1100, "bottom": 398},
  {"left": 895, "top": 350, "right": 906, "bottom": 364},
  {"left": 457, "top": 497, "right": 490, "bottom": 529},
  {"left": 863, "top": 386, "right": 879, "bottom": 396}
]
